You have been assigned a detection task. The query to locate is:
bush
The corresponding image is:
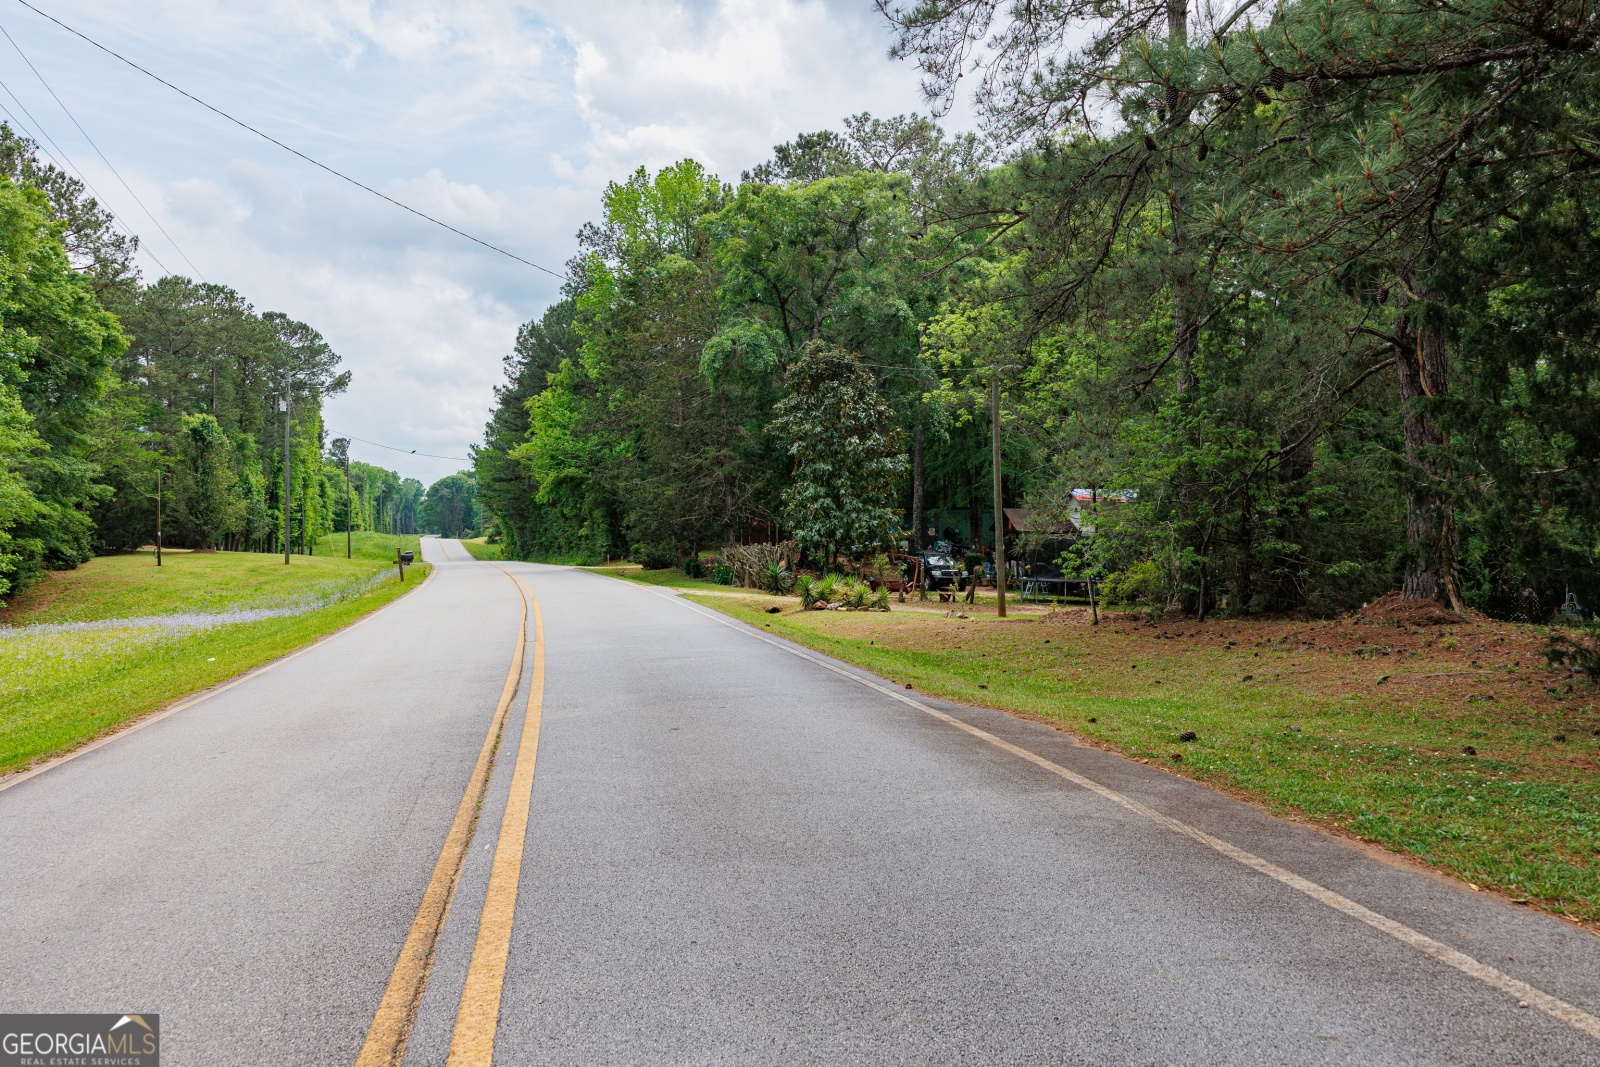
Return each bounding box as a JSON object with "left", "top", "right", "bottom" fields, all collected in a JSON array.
[
  {"left": 711, "top": 564, "right": 735, "bottom": 585},
  {"left": 796, "top": 573, "right": 887, "bottom": 612},
  {"left": 1101, "top": 560, "right": 1164, "bottom": 606},
  {"left": 1545, "top": 623, "right": 1600, "bottom": 682},
  {"left": 761, "top": 562, "right": 795, "bottom": 595},
  {"left": 683, "top": 555, "right": 705, "bottom": 578},
  {"left": 630, "top": 543, "right": 677, "bottom": 570}
]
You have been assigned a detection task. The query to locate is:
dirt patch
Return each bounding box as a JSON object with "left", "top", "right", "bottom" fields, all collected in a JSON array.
[{"left": 1355, "top": 591, "right": 1460, "bottom": 627}]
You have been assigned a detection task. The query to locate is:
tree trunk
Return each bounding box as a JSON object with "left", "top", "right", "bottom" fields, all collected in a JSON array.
[
  {"left": 969, "top": 461, "right": 983, "bottom": 550},
  {"left": 1393, "top": 279, "right": 1464, "bottom": 612},
  {"left": 1168, "top": 0, "right": 1198, "bottom": 395},
  {"left": 1265, "top": 437, "right": 1313, "bottom": 611},
  {"left": 911, "top": 420, "right": 925, "bottom": 550}
]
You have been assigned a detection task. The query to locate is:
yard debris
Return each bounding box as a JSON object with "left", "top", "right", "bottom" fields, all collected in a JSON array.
[
  {"left": 717, "top": 541, "right": 797, "bottom": 589},
  {"left": 1354, "top": 591, "right": 1458, "bottom": 626},
  {"left": 1178, "top": 730, "right": 1198, "bottom": 742}
]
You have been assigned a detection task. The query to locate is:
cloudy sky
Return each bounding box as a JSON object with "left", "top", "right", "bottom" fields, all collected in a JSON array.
[{"left": 0, "top": 0, "right": 969, "bottom": 484}]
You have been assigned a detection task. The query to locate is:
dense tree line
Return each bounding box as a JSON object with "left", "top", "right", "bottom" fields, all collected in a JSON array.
[
  {"left": 478, "top": 0, "right": 1600, "bottom": 621},
  {"left": 0, "top": 126, "right": 417, "bottom": 603}
]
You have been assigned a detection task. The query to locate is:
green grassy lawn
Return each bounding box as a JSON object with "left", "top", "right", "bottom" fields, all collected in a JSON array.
[
  {"left": 310, "top": 531, "right": 421, "bottom": 562},
  {"left": 460, "top": 537, "right": 502, "bottom": 561},
  {"left": 0, "top": 551, "right": 426, "bottom": 776},
  {"left": 695, "top": 594, "right": 1600, "bottom": 926}
]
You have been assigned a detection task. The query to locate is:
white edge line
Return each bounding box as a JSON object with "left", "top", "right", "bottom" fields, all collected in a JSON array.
[
  {"left": 0, "top": 562, "right": 439, "bottom": 795},
  {"left": 643, "top": 584, "right": 1600, "bottom": 1042}
]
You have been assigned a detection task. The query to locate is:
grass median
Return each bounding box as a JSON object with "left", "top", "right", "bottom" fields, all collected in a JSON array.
[
  {"left": 0, "top": 550, "right": 427, "bottom": 777},
  {"left": 692, "top": 592, "right": 1600, "bottom": 927}
]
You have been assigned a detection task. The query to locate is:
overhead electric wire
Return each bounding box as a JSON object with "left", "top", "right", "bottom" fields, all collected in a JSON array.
[
  {"left": 0, "top": 72, "right": 173, "bottom": 276},
  {"left": 0, "top": 19, "right": 205, "bottom": 280},
  {"left": 331, "top": 431, "right": 473, "bottom": 463},
  {"left": 15, "top": 0, "right": 569, "bottom": 281}
]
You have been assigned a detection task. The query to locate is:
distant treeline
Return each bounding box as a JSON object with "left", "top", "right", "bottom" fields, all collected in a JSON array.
[{"left": 0, "top": 125, "right": 474, "bottom": 603}]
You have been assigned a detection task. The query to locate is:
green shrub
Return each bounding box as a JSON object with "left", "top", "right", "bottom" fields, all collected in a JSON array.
[
  {"left": 761, "top": 562, "right": 795, "bottom": 595},
  {"left": 683, "top": 555, "right": 705, "bottom": 578},
  {"left": 1101, "top": 560, "right": 1164, "bottom": 606},
  {"left": 630, "top": 543, "right": 677, "bottom": 569},
  {"left": 711, "top": 564, "right": 735, "bottom": 585},
  {"left": 1545, "top": 623, "right": 1600, "bottom": 681},
  {"left": 796, "top": 573, "right": 888, "bottom": 611}
]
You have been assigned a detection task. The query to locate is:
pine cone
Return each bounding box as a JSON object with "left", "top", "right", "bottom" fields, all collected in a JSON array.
[
  {"left": 1254, "top": 87, "right": 1273, "bottom": 104},
  {"left": 1270, "top": 66, "right": 1287, "bottom": 91},
  {"left": 1196, "top": 140, "right": 1209, "bottom": 162},
  {"left": 1219, "top": 85, "right": 1240, "bottom": 103},
  {"left": 1165, "top": 85, "right": 1180, "bottom": 112},
  {"left": 1143, "top": 132, "right": 1159, "bottom": 151},
  {"left": 1305, "top": 75, "right": 1321, "bottom": 95}
]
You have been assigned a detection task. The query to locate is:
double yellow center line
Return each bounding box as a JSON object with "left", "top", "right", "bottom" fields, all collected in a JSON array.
[{"left": 356, "top": 565, "right": 546, "bottom": 1067}]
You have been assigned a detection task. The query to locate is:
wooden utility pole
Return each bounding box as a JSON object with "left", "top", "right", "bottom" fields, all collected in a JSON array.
[
  {"left": 155, "top": 467, "right": 162, "bottom": 567},
  {"left": 282, "top": 376, "right": 292, "bottom": 565},
  {"left": 991, "top": 373, "right": 1007, "bottom": 619},
  {"left": 345, "top": 461, "right": 352, "bottom": 559}
]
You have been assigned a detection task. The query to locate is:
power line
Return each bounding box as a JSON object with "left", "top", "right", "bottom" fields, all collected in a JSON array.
[
  {"left": 15, "top": 0, "right": 570, "bottom": 281},
  {"left": 331, "top": 431, "right": 473, "bottom": 463},
  {"left": 0, "top": 72, "right": 172, "bottom": 276},
  {"left": 0, "top": 19, "right": 205, "bottom": 280}
]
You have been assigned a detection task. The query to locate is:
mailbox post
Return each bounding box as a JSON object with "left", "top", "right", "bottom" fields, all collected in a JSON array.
[{"left": 397, "top": 547, "right": 414, "bottom": 581}]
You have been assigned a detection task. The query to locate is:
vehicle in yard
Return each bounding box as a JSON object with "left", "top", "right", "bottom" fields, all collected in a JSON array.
[{"left": 915, "top": 551, "right": 962, "bottom": 591}]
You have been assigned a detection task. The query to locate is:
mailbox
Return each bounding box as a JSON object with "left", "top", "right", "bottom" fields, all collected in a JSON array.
[{"left": 399, "top": 550, "right": 415, "bottom": 564}]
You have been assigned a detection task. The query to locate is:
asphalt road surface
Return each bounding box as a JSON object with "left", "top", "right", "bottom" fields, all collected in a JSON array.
[{"left": 3, "top": 539, "right": 1599, "bottom": 1065}]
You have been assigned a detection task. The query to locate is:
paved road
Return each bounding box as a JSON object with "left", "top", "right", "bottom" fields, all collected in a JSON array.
[{"left": 3, "top": 542, "right": 1599, "bottom": 1065}]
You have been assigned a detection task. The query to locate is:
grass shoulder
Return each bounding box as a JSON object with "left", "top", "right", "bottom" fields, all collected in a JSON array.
[
  {"left": 459, "top": 537, "right": 502, "bottom": 561},
  {"left": 690, "top": 593, "right": 1600, "bottom": 927},
  {"left": 1, "top": 550, "right": 428, "bottom": 777},
  {"left": 586, "top": 563, "right": 737, "bottom": 594},
  {"left": 310, "top": 531, "right": 421, "bottom": 563}
]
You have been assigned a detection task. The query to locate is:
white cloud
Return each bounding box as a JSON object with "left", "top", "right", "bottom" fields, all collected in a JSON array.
[{"left": 13, "top": 0, "right": 966, "bottom": 484}]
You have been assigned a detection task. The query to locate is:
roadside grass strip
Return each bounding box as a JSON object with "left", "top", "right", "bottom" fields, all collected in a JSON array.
[
  {"left": 588, "top": 564, "right": 741, "bottom": 593},
  {"left": 666, "top": 591, "right": 1600, "bottom": 1042},
  {"left": 312, "top": 531, "right": 423, "bottom": 563},
  {"left": 690, "top": 594, "right": 1600, "bottom": 929},
  {"left": 459, "top": 538, "right": 502, "bottom": 561},
  {"left": 0, "top": 552, "right": 426, "bottom": 776}
]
